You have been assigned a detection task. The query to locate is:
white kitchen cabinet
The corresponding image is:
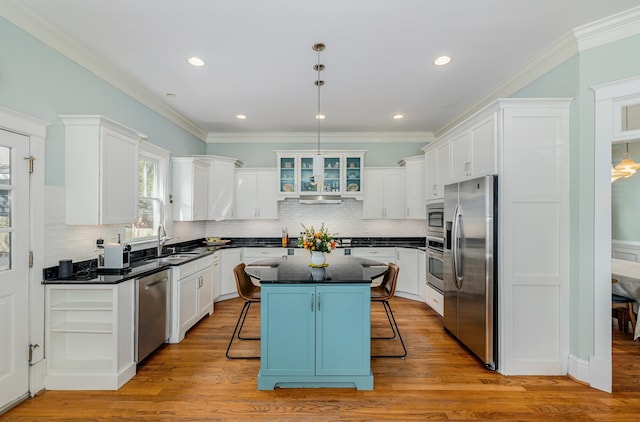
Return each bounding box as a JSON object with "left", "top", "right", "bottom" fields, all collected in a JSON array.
[
  {"left": 212, "top": 252, "right": 221, "bottom": 301},
  {"left": 206, "top": 155, "right": 237, "bottom": 220},
  {"left": 418, "top": 250, "right": 427, "bottom": 303},
  {"left": 401, "top": 155, "right": 426, "bottom": 219},
  {"left": 423, "top": 140, "right": 449, "bottom": 201},
  {"left": 234, "top": 169, "right": 278, "bottom": 219},
  {"left": 426, "top": 284, "right": 444, "bottom": 316},
  {"left": 449, "top": 113, "right": 496, "bottom": 183},
  {"left": 395, "top": 248, "right": 420, "bottom": 299},
  {"left": 45, "top": 281, "right": 136, "bottom": 390},
  {"left": 218, "top": 248, "right": 243, "bottom": 300},
  {"left": 172, "top": 157, "right": 209, "bottom": 221},
  {"left": 168, "top": 255, "right": 214, "bottom": 343},
  {"left": 362, "top": 168, "right": 406, "bottom": 219},
  {"left": 61, "top": 115, "right": 144, "bottom": 225},
  {"left": 275, "top": 151, "right": 366, "bottom": 198},
  {"left": 242, "top": 247, "right": 287, "bottom": 264}
]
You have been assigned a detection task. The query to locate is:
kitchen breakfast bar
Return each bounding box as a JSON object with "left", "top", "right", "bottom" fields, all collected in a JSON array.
[{"left": 245, "top": 255, "right": 387, "bottom": 390}]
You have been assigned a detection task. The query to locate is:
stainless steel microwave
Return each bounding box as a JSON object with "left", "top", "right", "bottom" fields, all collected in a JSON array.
[{"left": 427, "top": 202, "right": 444, "bottom": 237}]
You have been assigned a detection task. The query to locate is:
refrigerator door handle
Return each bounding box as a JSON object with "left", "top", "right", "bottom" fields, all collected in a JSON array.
[{"left": 452, "top": 204, "right": 463, "bottom": 288}]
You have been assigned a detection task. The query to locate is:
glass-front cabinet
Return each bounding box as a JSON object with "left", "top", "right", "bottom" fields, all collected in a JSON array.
[
  {"left": 300, "top": 157, "right": 318, "bottom": 193},
  {"left": 278, "top": 155, "right": 297, "bottom": 195},
  {"left": 345, "top": 156, "right": 362, "bottom": 195},
  {"left": 275, "top": 151, "right": 365, "bottom": 198}
]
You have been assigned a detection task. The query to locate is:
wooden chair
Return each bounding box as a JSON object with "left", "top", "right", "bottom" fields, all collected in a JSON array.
[
  {"left": 226, "top": 263, "right": 260, "bottom": 359},
  {"left": 612, "top": 278, "right": 637, "bottom": 335},
  {"left": 371, "top": 262, "right": 407, "bottom": 358}
]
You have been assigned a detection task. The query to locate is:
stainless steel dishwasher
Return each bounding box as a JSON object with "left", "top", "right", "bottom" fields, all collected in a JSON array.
[{"left": 135, "top": 269, "right": 170, "bottom": 363}]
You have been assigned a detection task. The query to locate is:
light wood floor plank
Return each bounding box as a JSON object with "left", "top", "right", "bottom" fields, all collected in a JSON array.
[{"left": 4, "top": 297, "right": 640, "bottom": 421}]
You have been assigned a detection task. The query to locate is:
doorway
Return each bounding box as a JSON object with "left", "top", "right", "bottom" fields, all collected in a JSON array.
[
  {"left": 593, "top": 75, "right": 640, "bottom": 393},
  {"left": 0, "top": 108, "right": 46, "bottom": 414}
]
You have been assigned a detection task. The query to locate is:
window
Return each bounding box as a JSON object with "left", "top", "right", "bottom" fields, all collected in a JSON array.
[{"left": 126, "top": 143, "right": 170, "bottom": 241}]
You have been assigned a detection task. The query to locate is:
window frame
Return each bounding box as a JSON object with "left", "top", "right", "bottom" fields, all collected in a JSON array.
[{"left": 125, "top": 142, "right": 171, "bottom": 243}]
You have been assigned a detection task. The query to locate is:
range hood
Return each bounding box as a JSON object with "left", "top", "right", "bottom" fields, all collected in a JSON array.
[{"left": 299, "top": 195, "right": 342, "bottom": 204}]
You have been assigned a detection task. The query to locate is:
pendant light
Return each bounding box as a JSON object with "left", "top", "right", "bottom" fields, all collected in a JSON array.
[
  {"left": 611, "top": 143, "right": 640, "bottom": 182},
  {"left": 311, "top": 43, "right": 325, "bottom": 187}
]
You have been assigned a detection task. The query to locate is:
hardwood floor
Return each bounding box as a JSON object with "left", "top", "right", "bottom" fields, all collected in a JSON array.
[{"left": 5, "top": 297, "right": 640, "bottom": 421}]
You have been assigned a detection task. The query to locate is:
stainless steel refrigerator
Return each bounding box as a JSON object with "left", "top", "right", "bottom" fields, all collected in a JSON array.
[{"left": 443, "top": 175, "right": 497, "bottom": 370}]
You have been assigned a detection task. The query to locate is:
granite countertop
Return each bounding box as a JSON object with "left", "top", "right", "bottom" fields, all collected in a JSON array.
[{"left": 42, "top": 236, "right": 425, "bottom": 285}]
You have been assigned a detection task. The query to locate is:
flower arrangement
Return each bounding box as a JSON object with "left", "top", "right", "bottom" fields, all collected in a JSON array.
[{"left": 297, "top": 223, "right": 337, "bottom": 254}]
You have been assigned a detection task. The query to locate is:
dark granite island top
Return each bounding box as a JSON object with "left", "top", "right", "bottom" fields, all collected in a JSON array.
[{"left": 245, "top": 255, "right": 387, "bottom": 284}]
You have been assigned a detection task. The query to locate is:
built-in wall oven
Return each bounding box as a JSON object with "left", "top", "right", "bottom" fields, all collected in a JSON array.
[
  {"left": 427, "top": 202, "right": 444, "bottom": 238},
  {"left": 426, "top": 236, "right": 444, "bottom": 292}
]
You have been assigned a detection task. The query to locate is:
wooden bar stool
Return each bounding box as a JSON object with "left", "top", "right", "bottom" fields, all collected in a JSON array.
[{"left": 612, "top": 278, "right": 637, "bottom": 334}]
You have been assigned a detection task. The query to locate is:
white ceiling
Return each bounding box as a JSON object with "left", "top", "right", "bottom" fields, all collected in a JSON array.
[{"left": 5, "top": 0, "right": 640, "bottom": 139}]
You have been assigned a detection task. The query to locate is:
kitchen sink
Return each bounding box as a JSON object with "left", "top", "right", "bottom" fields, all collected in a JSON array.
[{"left": 146, "top": 253, "right": 202, "bottom": 265}]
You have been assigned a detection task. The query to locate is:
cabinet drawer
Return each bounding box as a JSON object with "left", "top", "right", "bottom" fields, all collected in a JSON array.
[{"left": 426, "top": 285, "right": 444, "bottom": 316}]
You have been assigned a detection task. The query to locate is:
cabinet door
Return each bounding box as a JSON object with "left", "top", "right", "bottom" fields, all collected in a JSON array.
[
  {"left": 256, "top": 170, "right": 278, "bottom": 219},
  {"left": 220, "top": 249, "right": 242, "bottom": 296},
  {"left": 425, "top": 148, "right": 438, "bottom": 199},
  {"left": 192, "top": 161, "right": 209, "bottom": 220},
  {"left": 322, "top": 156, "right": 341, "bottom": 193},
  {"left": 234, "top": 171, "right": 258, "bottom": 219},
  {"left": 362, "top": 170, "right": 384, "bottom": 219},
  {"left": 344, "top": 156, "right": 362, "bottom": 195},
  {"left": 435, "top": 142, "right": 450, "bottom": 198},
  {"left": 101, "top": 127, "right": 139, "bottom": 224},
  {"left": 198, "top": 268, "right": 214, "bottom": 317},
  {"left": 382, "top": 169, "right": 405, "bottom": 219},
  {"left": 179, "top": 274, "right": 199, "bottom": 335},
  {"left": 404, "top": 159, "right": 426, "bottom": 219},
  {"left": 396, "top": 248, "right": 419, "bottom": 296},
  {"left": 315, "top": 285, "right": 370, "bottom": 375},
  {"left": 418, "top": 250, "right": 427, "bottom": 303},
  {"left": 470, "top": 115, "right": 496, "bottom": 178},
  {"left": 449, "top": 131, "right": 471, "bottom": 182},
  {"left": 209, "top": 159, "right": 235, "bottom": 220},
  {"left": 260, "top": 285, "right": 316, "bottom": 376},
  {"left": 299, "top": 157, "right": 318, "bottom": 193},
  {"left": 212, "top": 254, "right": 221, "bottom": 301},
  {"left": 278, "top": 155, "right": 297, "bottom": 195}
]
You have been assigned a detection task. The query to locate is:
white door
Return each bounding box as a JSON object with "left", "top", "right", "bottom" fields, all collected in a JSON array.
[{"left": 0, "top": 129, "right": 30, "bottom": 409}]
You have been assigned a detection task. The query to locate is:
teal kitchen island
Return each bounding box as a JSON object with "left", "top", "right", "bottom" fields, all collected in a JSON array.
[{"left": 245, "top": 255, "right": 387, "bottom": 390}]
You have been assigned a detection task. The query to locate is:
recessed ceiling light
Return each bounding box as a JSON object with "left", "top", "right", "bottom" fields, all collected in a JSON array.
[
  {"left": 315, "top": 114, "right": 326, "bottom": 120},
  {"left": 187, "top": 56, "right": 205, "bottom": 67},
  {"left": 393, "top": 114, "right": 404, "bottom": 120},
  {"left": 434, "top": 55, "right": 452, "bottom": 66},
  {"left": 236, "top": 114, "right": 247, "bottom": 120}
]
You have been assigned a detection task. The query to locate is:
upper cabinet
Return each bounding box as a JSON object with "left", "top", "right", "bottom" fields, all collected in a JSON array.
[
  {"left": 448, "top": 113, "right": 497, "bottom": 183},
  {"left": 235, "top": 168, "right": 278, "bottom": 219},
  {"left": 423, "top": 140, "right": 449, "bottom": 201},
  {"left": 400, "top": 155, "right": 426, "bottom": 219},
  {"left": 362, "top": 168, "right": 406, "bottom": 219},
  {"left": 208, "top": 156, "right": 237, "bottom": 221},
  {"left": 275, "top": 151, "right": 365, "bottom": 199},
  {"left": 61, "top": 115, "right": 144, "bottom": 225},
  {"left": 172, "top": 158, "right": 209, "bottom": 221}
]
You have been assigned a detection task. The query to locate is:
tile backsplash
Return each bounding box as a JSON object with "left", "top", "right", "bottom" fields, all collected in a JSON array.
[{"left": 45, "top": 186, "right": 425, "bottom": 267}]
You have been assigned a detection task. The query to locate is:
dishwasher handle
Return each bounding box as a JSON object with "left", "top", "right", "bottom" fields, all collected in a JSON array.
[{"left": 142, "top": 277, "right": 169, "bottom": 290}]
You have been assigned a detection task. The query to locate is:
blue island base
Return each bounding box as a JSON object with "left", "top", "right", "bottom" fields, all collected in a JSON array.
[{"left": 258, "top": 370, "right": 374, "bottom": 391}]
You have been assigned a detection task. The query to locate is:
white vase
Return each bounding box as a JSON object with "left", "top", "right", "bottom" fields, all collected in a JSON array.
[{"left": 311, "top": 251, "right": 326, "bottom": 266}]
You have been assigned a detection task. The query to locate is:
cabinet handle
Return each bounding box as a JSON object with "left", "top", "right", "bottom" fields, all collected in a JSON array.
[
  {"left": 407, "top": 207, "right": 410, "bottom": 217},
  {"left": 311, "top": 293, "right": 315, "bottom": 312},
  {"left": 317, "top": 293, "right": 321, "bottom": 311}
]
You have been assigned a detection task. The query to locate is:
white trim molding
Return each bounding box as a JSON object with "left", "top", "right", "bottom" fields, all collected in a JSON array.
[{"left": 206, "top": 131, "right": 434, "bottom": 144}]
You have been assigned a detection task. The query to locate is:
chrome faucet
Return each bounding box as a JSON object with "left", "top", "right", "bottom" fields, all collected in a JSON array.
[{"left": 157, "top": 224, "right": 166, "bottom": 257}]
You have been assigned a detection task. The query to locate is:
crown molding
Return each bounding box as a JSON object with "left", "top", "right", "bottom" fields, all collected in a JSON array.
[
  {"left": 0, "top": 0, "right": 207, "bottom": 142},
  {"left": 435, "top": 6, "right": 640, "bottom": 138},
  {"left": 574, "top": 6, "right": 640, "bottom": 51},
  {"left": 205, "top": 131, "right": 434, "bottom": 144}
]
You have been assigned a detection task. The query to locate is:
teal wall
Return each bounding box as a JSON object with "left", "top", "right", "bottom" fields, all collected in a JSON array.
[
  {"left": 0, "top": 18, "right": 206, "bottom": 186},
  {"left": 207, "top": 141, "right": 425, "bottom": 167}
]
